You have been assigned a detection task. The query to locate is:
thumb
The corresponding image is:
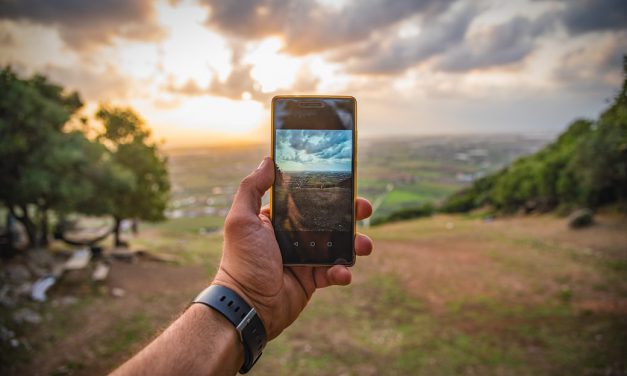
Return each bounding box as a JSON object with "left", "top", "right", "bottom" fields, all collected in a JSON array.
[{"left": 230, "top": 157, "right": 274, "bottom": 217}]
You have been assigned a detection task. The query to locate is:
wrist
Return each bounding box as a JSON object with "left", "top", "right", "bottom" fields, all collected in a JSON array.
[
  {"left": 212, "top": 269, "right": 273, "bottom": 336},
  {"left": 193, "top": 284, "right": 268, "bottom": 373}
]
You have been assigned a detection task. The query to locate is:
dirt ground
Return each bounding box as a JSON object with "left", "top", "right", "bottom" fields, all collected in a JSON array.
[
  {"left": 2, "top": 213, "right": 626, "bottom": 375},
  {"left": 4, "top": 260, "right": 209, "bottom": 375}
]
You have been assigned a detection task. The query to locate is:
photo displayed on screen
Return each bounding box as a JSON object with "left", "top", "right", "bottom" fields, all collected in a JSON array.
[{"left": 274, "top": 129, "right": 353, "bottom": 232}]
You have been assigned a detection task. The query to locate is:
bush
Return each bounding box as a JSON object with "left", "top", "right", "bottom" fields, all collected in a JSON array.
[{"left": 372, "top": 203, "right": 434, "bottom": 226}]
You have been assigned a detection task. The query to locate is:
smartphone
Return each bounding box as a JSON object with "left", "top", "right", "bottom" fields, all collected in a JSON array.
[{"left": 271, "top": 96, "right": 357, "bottom": 266}]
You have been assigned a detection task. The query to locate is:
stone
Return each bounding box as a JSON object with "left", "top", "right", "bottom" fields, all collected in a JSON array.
[
  {"left": 31, "top": 276, "right": 56, "bottom": 302},
  {"left": 5, "top": 264, "right": 31, "bottom": 284},
  {"left": 568, "top": 208, "right": 594, "bottom": 229},
  {"left": 63, "top": 248, "right": 91, "bottom": 270},
  {"left": 92, "top": 262, "right": 110, "bottom": 282},
  {"left": 111, "top": 287, "right": 126, "bottom": 298},
  {"left": 13, "top": 308, "right": 43, "bottom": 324}
]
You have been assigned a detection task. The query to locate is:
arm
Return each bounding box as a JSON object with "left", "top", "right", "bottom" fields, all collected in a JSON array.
[
  {"left": 113, "top": 157, "right": 374, "bottom": 375},
  {"left": 112, "top": 305, "right": 243, "bottom": 375}
]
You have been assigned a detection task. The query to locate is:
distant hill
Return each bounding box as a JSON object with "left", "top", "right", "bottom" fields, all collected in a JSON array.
[{"left": 442, "top": 58, "right": 627, "bottom": 215}]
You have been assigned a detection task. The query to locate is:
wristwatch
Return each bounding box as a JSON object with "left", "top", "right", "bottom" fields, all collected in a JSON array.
[{"left": 193, "top": 285, "right": 267, "bottom": 374}]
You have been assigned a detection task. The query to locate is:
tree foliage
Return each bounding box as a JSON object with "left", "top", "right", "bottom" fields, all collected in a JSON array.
[
  {"left": 0, "top": 67, "right": 169, "bottom": 249},
  {"left": 443, "top": 57, "right": 627, "bottom": 214},
  {"left": 95, "top": 106, "right": 170, "bottom": 246}
]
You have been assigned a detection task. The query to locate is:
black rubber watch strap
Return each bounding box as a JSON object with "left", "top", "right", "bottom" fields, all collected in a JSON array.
[{"left": 193, "top": 285, "right": 267, "bottom": 374}]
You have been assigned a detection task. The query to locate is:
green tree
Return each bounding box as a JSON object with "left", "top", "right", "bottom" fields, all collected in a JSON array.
[
  {"left": 0, "top": 67, "right": 83, "bottom": 247},
  {"left": 96, "top": 106, "right": 170, "bottom": 246},
  {"left": 572, "top": 57, "right": 627, "bottom": 208},
  {"left": 442, "top": 56, "right": 626, "bottom": 215}
]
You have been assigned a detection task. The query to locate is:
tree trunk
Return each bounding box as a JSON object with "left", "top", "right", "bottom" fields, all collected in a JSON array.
[
  {"left": 131, "top": 219, "right": 138, "bottom": 235},
  {"left": 12, "top": 205, "right": 37, "bottom": 249},
  {"left": 38, "top": 206, "right": 49, "bottom": 247},
  {"left": 113, "top": 216, "right": 123, "bottom": 247}
]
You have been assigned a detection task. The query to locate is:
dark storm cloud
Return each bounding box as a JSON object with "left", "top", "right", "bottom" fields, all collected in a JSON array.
[
  {"left": 558, "top": 0, "right": 627, "bottom": 34},
  {"left": 0, "top": 0, "right": 163, "bottom": 48},
  {"left": 337, "top": 3, "right": 479, "bottom": 74},
  {"left": 331, "top": 0, "right": 625, "bottom": 75},
  {"left": 278, "top": 130, "right": 352, "bottom": 166},
  {"left": 200, "top": 0, "right": 457, "bottom": 55},
  {"left": 437, "top": 15, "right": 555, "bottom": 72}
]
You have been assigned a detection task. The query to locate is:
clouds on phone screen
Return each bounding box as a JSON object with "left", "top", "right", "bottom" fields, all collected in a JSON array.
[{"left": 276, "top": 129, "right": 352, "bottom": 172}]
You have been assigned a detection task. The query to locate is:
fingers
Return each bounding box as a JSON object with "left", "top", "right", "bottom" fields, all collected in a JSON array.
[
  {"left": 229, "top": 157, "right": 274, "bottom": 219},
  {"left": 327, "top": 265, "right": 351, "bottom": 286},
  {"left": 355, "top": 233, "right": 373, "bottom": 256},
  {"left": 356, "top": 198, "right": 373, "bottom": 221},
  {"left": 312, "top": 265, "right": 352, "bottom": 289}
]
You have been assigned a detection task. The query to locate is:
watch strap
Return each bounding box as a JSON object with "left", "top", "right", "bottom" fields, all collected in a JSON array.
[{"left": 193, "top": 285, "right": 267, "bottom": 374}]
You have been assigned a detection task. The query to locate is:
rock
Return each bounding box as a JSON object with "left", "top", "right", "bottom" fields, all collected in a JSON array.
[
  {"left": 568, "top": 208, "right": 594, "bottom": 229},
  {"left": 92, "top": 262, "right": 110, "bottom": 282},
  {"left": 13, "top": 308, "right": 43, "bottom": 324},
  {"left": 0, "top": 285, "right": 16, "bottom": 308},
  {"left": 26, "top": 249, "right": 54, "bottom": 268},
  {"left": 63, "top": 248, "right": 91, "bottom": 270},
  {"left": 16, "top": 282, "right": 33, "bottom": 298},
  {"left": 52, "top": 296, "right": 78, "bottom": 307},
  {"left": 5, "top": 264, "right": 31, "bottom": 284},
  {"left": 0, "top": 325, "right": 16, "bottom": 342},
  {"left": 31, "top": 276, "right": 56, "bottom": 302},
  {"left": 111, "top": 287, "right": 126, "bottom": 298},
  {"left": 108, "top": 248, "right": 137, "bottom": 263},
  {"left": 50, "top": 262, "right": 65, "bottom": 278}
]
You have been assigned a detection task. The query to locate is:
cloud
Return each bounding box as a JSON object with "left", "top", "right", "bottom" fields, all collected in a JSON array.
[
  {"left": 166, "top": 44, "right": 319, "bottom": 103},
  {"left": 554, "top": 32, "right": 627, "bottom": 93},
  {"left": 436, "top": 15, "right": 555, "bottom": 72},
  {"left": 41, "top": 63, "right": 133, "bottom": 100},
  {"left": 558, "top": 0, "right": 627, "bottom": 34},
  {"left": 277, "top": 129, "right": 352, "bottom": 171},
  {"left": 336, "top": 3, "right": 479, "bottom": 74},
  {"left": 0, "top": 0, "right": 164, "bottom": 49},
  {"left": 200, "top": 0, "right": 457, "bottom": 55}
]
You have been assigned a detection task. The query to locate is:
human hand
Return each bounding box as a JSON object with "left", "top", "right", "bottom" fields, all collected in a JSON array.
[{"left": 213, "top": 157, "right": 373, "bottom": 340}]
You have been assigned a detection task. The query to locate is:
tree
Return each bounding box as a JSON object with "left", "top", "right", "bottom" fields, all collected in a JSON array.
[
  {"left": 442, "top": 56, "right": 626, "bottom": 215},
  {"left": 571, "top": 57, "right": 627, "bottom": 208},
  {"left": 95, "top": 106, "right": 170, "bottom": 247},
  {"left": 0, "top": 67, "right": 83, "bottom": 247}
]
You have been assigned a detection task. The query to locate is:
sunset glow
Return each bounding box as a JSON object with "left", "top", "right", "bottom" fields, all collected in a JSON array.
[{"left": 0, "top": 0, "right": 624, "bottom": 147}]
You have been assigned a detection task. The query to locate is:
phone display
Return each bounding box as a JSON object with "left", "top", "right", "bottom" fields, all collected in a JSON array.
[{"left": 271, "top": 96, "right": 356, "bottom": 265}]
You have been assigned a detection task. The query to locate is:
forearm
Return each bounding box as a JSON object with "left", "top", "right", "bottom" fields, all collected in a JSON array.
[{"left": 112, "top": 304, "right": 244, "bottom": 376}]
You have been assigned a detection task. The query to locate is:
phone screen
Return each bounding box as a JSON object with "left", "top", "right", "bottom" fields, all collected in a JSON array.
[{"left": 271, "top": 96, "right": 356, "bottom": 265}]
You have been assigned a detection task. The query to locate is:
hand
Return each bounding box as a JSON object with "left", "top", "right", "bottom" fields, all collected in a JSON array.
[{"left": 213, "top": 157, "right": 374, "bottom": 339}]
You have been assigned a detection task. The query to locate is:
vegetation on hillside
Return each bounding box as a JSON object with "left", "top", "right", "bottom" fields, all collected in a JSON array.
[
  {"left": 441, "top": 58, "right": 627, "bottom": 215},
  {"left": 0, "top": 67, "right": 170, "bottom": 251}
]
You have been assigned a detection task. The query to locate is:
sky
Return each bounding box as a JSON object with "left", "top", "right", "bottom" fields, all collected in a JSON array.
[
  {"left": 276, "top": 129, "right": 352, "bottom": 172},
  {"left": 1, "top": 0, "right": 625, "bottom": 147}
]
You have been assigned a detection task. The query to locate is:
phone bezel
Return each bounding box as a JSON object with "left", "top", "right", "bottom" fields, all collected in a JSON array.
[{"left": 270, "top": 95, "right": 357, "bottom": 266}]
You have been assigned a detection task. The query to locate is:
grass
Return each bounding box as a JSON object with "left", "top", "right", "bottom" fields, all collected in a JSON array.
[{"left": 6, "top": 213, "right": 626, "bottom": 375}]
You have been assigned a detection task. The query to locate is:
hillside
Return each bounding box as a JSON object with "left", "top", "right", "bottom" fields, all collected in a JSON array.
[
  {"left": 5, "top": 213, "right": 626, "bottom": 375},
  {"left": 443, "top": 62, "right": 627, "bottom": 215}
]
